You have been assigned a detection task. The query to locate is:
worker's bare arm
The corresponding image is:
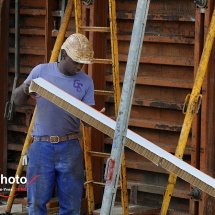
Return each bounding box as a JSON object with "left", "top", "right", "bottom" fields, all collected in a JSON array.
[{"left": 13, "top": 80, "right": 31, "bottom": 106}]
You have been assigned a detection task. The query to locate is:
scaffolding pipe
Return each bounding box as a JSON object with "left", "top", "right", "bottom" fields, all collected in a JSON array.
[
  {"left": 160, "top": 8, "right": 215, "bottom": 215},
  {"left": 100, "top": 0, "right": 150, "bottom": 214},
  {"left": 5, "top": 0, "right": 74, "bottom": 212}
]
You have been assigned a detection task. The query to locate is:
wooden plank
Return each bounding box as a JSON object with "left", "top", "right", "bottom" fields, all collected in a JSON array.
[
  {"left": 10, "top": 8, "right": 46, "bottom": 16},
  {"left": 29, "top": 78, "right": 215, "bottom": 198},
  {"left": 10, "top": 28, "right": 45, "bottom": 35},
  {"left": 117, "top": 20, "right": 195, "bottom": 39},
  {"left": 106, "top": 97, "right": 184, "bottom": 110},
  {"left": 9, "top": 66, "right": 34, "bottom": 74},
  {"left": 116, "top": 0, "right": 196, "bottom": 19},
  {"left": 106, "top": 76, "right": 193, "bottom": 89},
  {"left": 9, "top": 47, "right": 45, "bottom": 56},
  {"left": 117, "top": 55, "right": 194, "bottom": 67},
  {"left": 105, "top": 135, "right": 192, "bottom": 154},
  {"left": 127, "top": 180, "right": 190, "bottom": 199},
  {"left": 93, "top": 204, "right": 160, "bottom": 215},
  {"left": 114, "top": 35, "right": 195, "bottom": 44},
  {"left": 128, "top": 118, "right": 182, "bottom": 132},
  {"left": 7, "top": 124, "right": 28, "bottom": 133},
  {"left": 8, "top": 143, "right": 24, "bottom": 152},
  {"left": 117, "top": 11, "right": 195, "bottom": 22}
]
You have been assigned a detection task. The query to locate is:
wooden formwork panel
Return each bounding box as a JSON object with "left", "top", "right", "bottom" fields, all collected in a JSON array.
[
  {"left": 2, "top": 0, "right": 215, "bottom": 214},
  {"left": 103, "top": 0, "right": 205, "bottom": 214},
  {"left": 5, "top": 0, "right": 70, "bottom": 174}
]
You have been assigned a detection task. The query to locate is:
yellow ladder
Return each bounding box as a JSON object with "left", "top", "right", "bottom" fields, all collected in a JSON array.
[{"left": 74, "top": 0, "right": 129, "bottom": 214}]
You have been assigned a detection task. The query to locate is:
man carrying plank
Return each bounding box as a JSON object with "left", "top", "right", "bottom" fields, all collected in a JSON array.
[{"left": 13, "top": 33, "right": 94, "bottom": 215}]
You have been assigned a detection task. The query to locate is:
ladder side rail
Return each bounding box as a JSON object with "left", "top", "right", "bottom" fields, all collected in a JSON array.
[
  {"left": 74, "top": 1, "right": 95, "bottom": 213},
  {"left": 100, "top": 0, "right": 151, "bottom": 214},
  {"left": 75, "top": 0, "right": 129, "bottom": 213},
  {"left": 109, "top": 0, "right": 129, "bottom": 213}
]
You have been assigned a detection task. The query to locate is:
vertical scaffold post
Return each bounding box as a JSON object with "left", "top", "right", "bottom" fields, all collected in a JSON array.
[{"left": 100, "top": 0, "right": 151, "bottom": 214}]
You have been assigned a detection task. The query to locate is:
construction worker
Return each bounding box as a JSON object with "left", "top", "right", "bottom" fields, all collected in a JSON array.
[{"left": 13, "top": 33, "right": 95, "bottom": 215}]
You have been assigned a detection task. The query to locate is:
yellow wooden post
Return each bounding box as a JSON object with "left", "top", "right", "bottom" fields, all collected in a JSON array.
[
  {"left": 74, "top": 1, "right": 95, "bottom": 213},
  {"left": 5, "top": 0, "right": 74, "bottom": 212},
  {"left": 160, "top": 8, "right": 215, "bottom": 215}
]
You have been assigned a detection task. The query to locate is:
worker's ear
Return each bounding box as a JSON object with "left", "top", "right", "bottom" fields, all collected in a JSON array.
[{"left": 61, "top": 49, "right": 67, "bottom": 59}]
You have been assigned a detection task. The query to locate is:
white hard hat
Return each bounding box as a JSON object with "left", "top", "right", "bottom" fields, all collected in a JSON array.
[{"left": 61, "top": 33, "right": 94, "bottom": 64}]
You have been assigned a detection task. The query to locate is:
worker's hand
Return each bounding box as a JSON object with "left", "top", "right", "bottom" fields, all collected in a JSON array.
[
  {"left": 22, "top": 80, "right": 31, "bottom": 95},
  {"left": 100, "top": 107, "right": 105, "bottom": 113}
]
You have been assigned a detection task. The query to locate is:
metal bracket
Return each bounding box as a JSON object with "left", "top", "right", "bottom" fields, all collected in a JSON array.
[
  {"left": 194, "top": 0, "right": 207, "bottom": 8},
  {"left": 182, "top": 94, "right": 202, "bottom": 114},
  {"left": 182, "top": 94, "right": 190, "bottom": 114}
]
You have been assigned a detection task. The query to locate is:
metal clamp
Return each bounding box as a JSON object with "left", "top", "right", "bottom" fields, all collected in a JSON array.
[
  {"left": 182, "top": 94, "right": 190, "bottom": 114},
  {"left": 182, "top": 94, "right": 202, "bottom": 114},
  {"left": 194, "top": 0, "right": 207, "bottom": 8}
]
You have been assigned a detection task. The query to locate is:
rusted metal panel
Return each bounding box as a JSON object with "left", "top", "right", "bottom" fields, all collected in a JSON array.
[
  {"left": 6, "top": 0, "right": 48, "bottom": 174},
  {"left": 103, "top": 0, "right": 200, "bottom": 213},
  {"left": 199, "top": 0, "right": 215, "bottom": 214},
  {"left": 81, "top": 0, "right": 108, "bottom": 205},
  {"left": 3, "top": 0, "right": 215, "bottom": 214},
  {"left": 0, "top": 0, "right": 9, "bottom": 177}
]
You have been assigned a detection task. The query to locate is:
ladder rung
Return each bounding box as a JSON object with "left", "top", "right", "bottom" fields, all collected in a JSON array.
[
  {"left": 84, "top": 181, "right": 105, "bottom": 186},
  {"left": 93, "top": 181, "right": 106, "bottom": 186},
  {"left": 88, "top": 151, "right": 110, "bottom": 158},
  {"left": 84, "top": 180, "right": 93, "bottom": 185},
  {"left": 84, "top": 180, "right": 121, "bottom": 189},
  {"left": 94, "top": 90, "right": 114, "bottom": 96},
  {"left": 78, "top": 26, "right": 110, "bottom": 32},
  {"left": 91, "top": 181, "right": 121, "bottom": 189},
  {"left": 92, "top": 58, "right": 112, "bottom": 64}
]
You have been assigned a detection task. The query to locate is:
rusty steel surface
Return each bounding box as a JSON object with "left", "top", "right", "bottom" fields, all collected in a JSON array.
[
  {"left": 0, "top": 0, "right": 9, "bottom": 177},
  {"left": 199, "top": 2, "right": 215, "bottom": 214},
  {"left": 105, "top": 0, "right": 214, "bottom": 214},
  {"left": 1, "top": 0, "right": 215, "bottom": 214},
  {"left": 81, "top": 0, "right": 108, "bottom": 205},
  {"left": 6, "top": 0, "right": 75, "bottom": 212}
]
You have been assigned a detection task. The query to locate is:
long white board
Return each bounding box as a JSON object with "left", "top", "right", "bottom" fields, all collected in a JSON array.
[{"left": 29, "top": 77, "right": 215, "bottom": 197}]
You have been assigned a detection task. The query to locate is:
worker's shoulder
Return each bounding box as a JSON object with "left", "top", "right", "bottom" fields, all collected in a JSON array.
[
  {"left": 78, "top": 70, "right": 93, "bottom": 81},
  {"left": 32, "top": 62, "right": 55, "bottom": 71}
]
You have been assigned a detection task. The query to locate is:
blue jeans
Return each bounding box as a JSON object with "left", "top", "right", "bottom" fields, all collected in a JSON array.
[{"left": 27, "top": 139, "right": 84, "bottom": 215}]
